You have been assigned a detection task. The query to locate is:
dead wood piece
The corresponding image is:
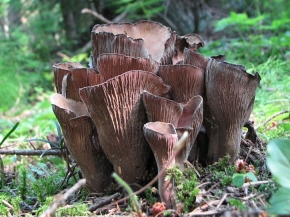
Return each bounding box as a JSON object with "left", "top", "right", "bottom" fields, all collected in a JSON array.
[
  {"left": 88, "top": 192, "right": 121, "bottom": 212},
  {"left": 0, "top": 149, "right": 61, "bottom": 156}
]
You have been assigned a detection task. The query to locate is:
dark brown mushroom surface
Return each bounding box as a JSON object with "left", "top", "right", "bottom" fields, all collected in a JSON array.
[{"left": 79, "top": 70, "right": 170, "bottom": 183}]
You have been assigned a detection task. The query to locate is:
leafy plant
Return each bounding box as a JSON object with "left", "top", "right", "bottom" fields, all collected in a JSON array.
[
  {"left": 208, "top": 155, "right": 236, "bottom": 186},
  {"left": 0, "top": 193, "right": 21, "bottom": 216},
  {"left": 266, "top": 138, "right": 290, "bottom": 214},
  {"left": 228, "top": 198, "right": 246, "bottom": 210},
  {"left": 165, "top": 166, "right": 199, "bottom": 213},
  {"left": 145, "top": 187, "right": 158, "bottom": 205}
]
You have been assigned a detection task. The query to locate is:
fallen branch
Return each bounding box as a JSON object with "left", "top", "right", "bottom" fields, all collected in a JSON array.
[
  {"left": 40, "top": 179, "right": 86, "bottom": 217},
  {"left": 0, "top": 149, "right": 62, "bottom": 156},
  {"left": 88, "top": 192, "right": 121, "bottom": 212}
]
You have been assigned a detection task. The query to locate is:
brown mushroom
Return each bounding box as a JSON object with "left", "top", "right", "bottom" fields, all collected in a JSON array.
[
  {"left": 143, "top": 122, "right": 178, "bottom": 209},
  {"left": 205, "top": 58, "right": 261, "bottom": 163},
  {"left": 53, "top": 62, "right": 100, "bottom": 101},
  {"left": 172, "top": 34, "right": 204, "bottom": 64},
  {"left": 50, "top": 93, "right": 113, "bottom": 192},
  {"left": 176, "top": 96, "right": 203, "bottom": 166},
  {"left": 92, "top": 21, "right": 176, "bottom": 66},
  {"left": 142, "top": 91, "right": 183, "bottom": 128},
  {"left": 97, "top": 54, "right": 159, "bottom": 82},
  {"left": 158, "top": 65, "right": 204, "bottom": 103},
  {"left": 79, "top": 70, "right": 170, "bottom": 183}
]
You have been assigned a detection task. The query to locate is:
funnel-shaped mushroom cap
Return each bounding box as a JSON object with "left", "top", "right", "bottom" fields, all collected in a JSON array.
[
  {"left": 142, "top": 91, "right": 183, "bottom": 128},
  {"left": 92, "top": 21, "right": 176, "bottom": 65},
  {"left": 91, "top": 32, "right": 150, "bottom": 70},
  {"left": 176, "top": 96, "right": 203, "bottom": 165},
  {"left": 172, "top": 34, "right": 204, "bottom": 64},
  {"left": 205, "top": 58, "right": 261, "bottom": 163},
  {"left": 50, "top": 93, "right": 113, "bottom": 192},
  {"left": 53, "top": 62, "right": 101, "bottom": 101},
  {"left": 158, "top": 65, "right": 204, "bottom": 103},
  {"left": 97, "top": 54, "right": 159, "bottom": 82},
  {"left": 143, "top": 122, "right": 178, "bottom": 209},
  {"left": 79, "top": 70, "right": 170, "bottom": 183},
  {"left": 182, "top": 49, "right": 209, "bottom": 72}
]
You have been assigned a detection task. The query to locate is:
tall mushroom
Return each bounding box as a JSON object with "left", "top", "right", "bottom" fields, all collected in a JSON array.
[
  {"left": 143, "top": 122, "right": 178, "bottom": 209},
  {"left": 79, "top": 70, "right": 170, "bottom": 183},
  {"left": 205, "top": 58, "right": 261, "bottom": 163},
  {"left": 50, "top": 93, "right": 113, "bottom": 192}
]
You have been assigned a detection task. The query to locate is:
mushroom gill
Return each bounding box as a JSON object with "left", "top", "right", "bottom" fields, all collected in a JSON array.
[
  {"left": 205, "top": 58, "right": 261, "bottom": 163},
  {"left": 79, "top": 70, "right": 170, "bottom": 183},
  {"left": 143, "top": 122, "right": 178, "bottom": 209},
  {"left": 50, "top": 93, "right": 113, "bottom": 192}
]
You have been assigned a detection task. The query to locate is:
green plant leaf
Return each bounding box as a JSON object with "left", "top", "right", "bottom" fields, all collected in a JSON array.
[
  {"left": 232, "top": 172, "right": 258, "bottom": 188},
  {"left": 232, "top": 174, "right": 245, "bottom": 187},
  {"left": 280, "top": 123, "right": 290, "bottom": 132},
  {"left": 0, "top": 122, "right": 19, "bottom": 146},
  {"left": 245, "top": 172, "right": 258, "bottom": 182},
  {"left": 267, "top": 138, "right": 290, "bottom": 188},
  {"left": 267, "top": 187, "right": 290, "bottom": 214}
]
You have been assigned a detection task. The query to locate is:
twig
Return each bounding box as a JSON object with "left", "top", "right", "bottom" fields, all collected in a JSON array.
[
  {"left": 216, "top": 193, "right": 228, "bottom": 210},
  {"left": 2, "top": 199, "right": 13, "bottom": 211},
  {"left": 81, "top": 8, "right": 111, "bottom": 24},
  {"left": 262, "top": 110, "right": 289, "bottom": 126},
  {"left": 88, "top": 193, "right": 121, "bottom": 212},
  {"left": 242, "top": 180, "right": 271, "bottom": 188},
  {"left": 40, "top": 179, "right": 86, "bottom": 217},
  {"left": 0, "top": 149, "right": 62, "bottom": 156}
]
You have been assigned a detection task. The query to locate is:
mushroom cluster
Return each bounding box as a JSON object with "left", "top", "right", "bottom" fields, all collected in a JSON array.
[{"left": 50, "top": 21, "right": 260, "bottom": 206}]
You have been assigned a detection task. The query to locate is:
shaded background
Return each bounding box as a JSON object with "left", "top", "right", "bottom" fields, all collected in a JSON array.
[{"left": 0, "top": 0, "right": 289, "bottom": 138}]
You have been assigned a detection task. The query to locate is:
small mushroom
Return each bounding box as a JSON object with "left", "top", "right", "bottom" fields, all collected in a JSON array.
[
  {"left": 172, "top": 34, "right": 204, "bottom": 64},
  {"left": 143, "top": 122, "right": 178, "bottom": 209},
  {"left": 50, "top": 93, "right": 113, "bottom": 192},
  {"left": 53, "top": 62, "right": 100, "bottom": 101},
  {"left": 205, "top": 58, "right": 261, "bottom": 163},
  {"left": 97, "top": 54, "right": 159, "bottom": 82},
  {"left": 142, "top": 91, "right": 183, "bottom": 128},
  {"left": 79, "top": 70, "right": 170, "bottom": 183},
  {"left": 176, "top": 96, "right": 203, "bottom": 165}
]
